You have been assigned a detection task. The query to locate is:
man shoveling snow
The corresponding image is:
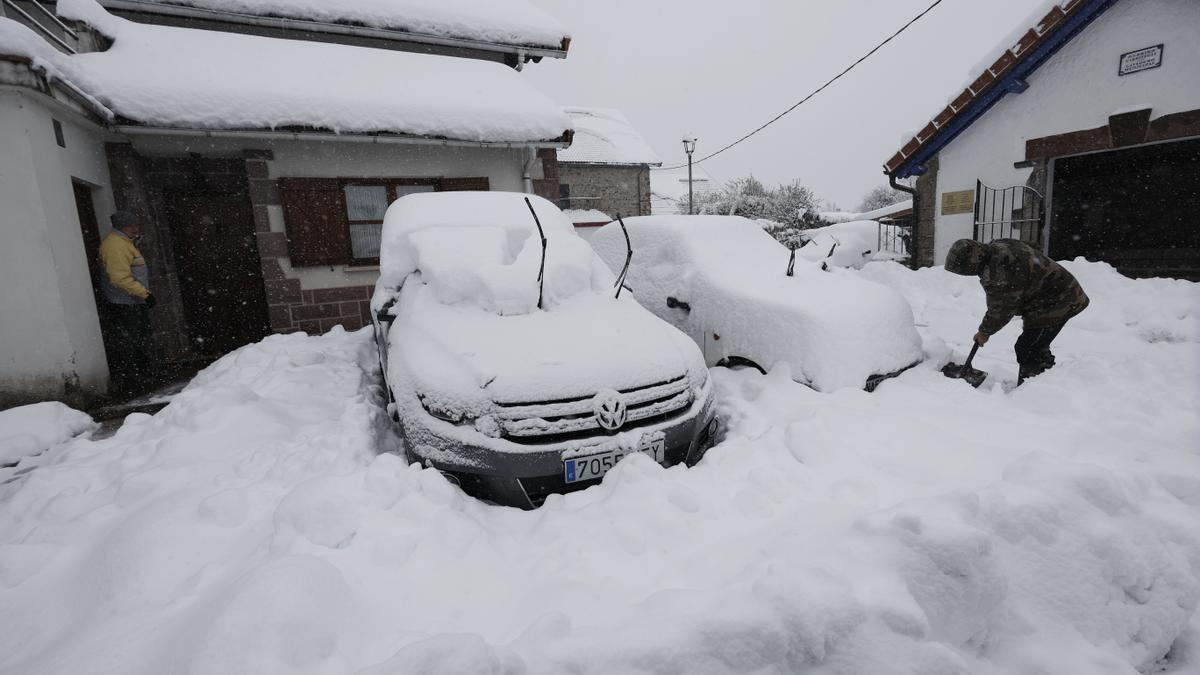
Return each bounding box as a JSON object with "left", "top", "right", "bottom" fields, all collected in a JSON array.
[{"left": 945, "top": 238, "right": 1089, "bottom": 385}]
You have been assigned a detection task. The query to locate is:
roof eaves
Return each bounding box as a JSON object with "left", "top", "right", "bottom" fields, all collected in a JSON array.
[
  {"left": 111, "top": 122, "right": 573, "bottom": 148},
  {"left": 98, "top": 0, "right": 570, "bottom": 58},
  {"left": 885, "top": 0, "right": 1118, "bottom": 178}
]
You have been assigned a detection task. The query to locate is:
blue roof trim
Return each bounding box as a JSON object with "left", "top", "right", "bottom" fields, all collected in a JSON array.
[{"left": 892, "top": 0, "right": 1120, "bottom": 179}]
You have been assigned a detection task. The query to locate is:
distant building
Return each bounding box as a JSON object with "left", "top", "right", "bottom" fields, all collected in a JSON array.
[
  {"left": 650, "top": 165, "right": 714, "bottom": 215},
  {"left": 885, "top": 0, "right": 1199, "bottom": 280},
  {"left": 556, "top": 108, "right": 661, "bottom": 236},
  {"left": 0, "top": 0, "right": 571, "bottom": 405}
]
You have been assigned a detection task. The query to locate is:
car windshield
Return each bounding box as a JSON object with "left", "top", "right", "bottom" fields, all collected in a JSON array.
[{"left": 378, "top": 193, "right": 609, "bottom": 315}]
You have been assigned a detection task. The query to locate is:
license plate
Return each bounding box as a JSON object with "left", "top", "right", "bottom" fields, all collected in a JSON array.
[{"left": 564, "top": 436, "right": 666, "bottom": 484}]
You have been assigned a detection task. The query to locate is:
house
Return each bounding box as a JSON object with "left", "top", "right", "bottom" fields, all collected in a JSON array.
[
  {"left": 0, "top": 0, "right": 572, "bottom": 406},
  {"left": 556, "top": 107, "right": 660, "bottom": 236},
  {"left": 650, "top": 164, "right": 714, "bottom": 215},
  {"left": 884, "top": 0, "right": 1199, "bottom": 280}
]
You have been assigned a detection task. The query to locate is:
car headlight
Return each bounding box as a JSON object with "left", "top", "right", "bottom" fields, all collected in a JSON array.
[{"left": 419, "top": 396, "right": 468, "bottom": 424}]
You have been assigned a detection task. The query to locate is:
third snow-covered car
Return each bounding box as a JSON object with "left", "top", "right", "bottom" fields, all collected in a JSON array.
[
  {"left": 371, "top": 193, "right": 717, "bottom": 509},
  {"left": 590, "top": 215, "right": 923, "bottom": 392}
]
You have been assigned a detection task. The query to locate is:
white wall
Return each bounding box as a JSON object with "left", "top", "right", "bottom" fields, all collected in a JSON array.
[
  {"left": 0, "top": 88, "right": 115, "bottom": 404},
  {"left": 931, "top": 0, "right": 1200, "bottom": 264},
  {"left": 129, "top": 135, "right": 534, "bottom": 290}
]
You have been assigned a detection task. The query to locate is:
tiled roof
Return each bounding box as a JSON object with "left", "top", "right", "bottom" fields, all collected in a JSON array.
[{"left": 884, "top": 0, "right": 1114, "bottom": 177}]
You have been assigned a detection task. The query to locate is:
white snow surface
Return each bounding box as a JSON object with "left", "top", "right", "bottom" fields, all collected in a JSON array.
[
  {"left": 591, "top": 215, "right": 923, "bottom": 391},
  {"left": 1, "top": 262, "right": 1198, "bottom": 674},
  {"left": 557, "top": 108, "right": 662, "bottom": 166},
  {"left": 374, "top": 192, "right": 604, "bottom": 315},
  {"left": 31, "top": 0, "right": 571, "bottom": 141},
  {"left": 103, "top": 0, "right": 570, "bottom": 49},
  {"left": 563, "top": 208, "right": 611, "bottom": 224},
  {"left": 0, "top": 402, "right": 95, "bottom": 465}
]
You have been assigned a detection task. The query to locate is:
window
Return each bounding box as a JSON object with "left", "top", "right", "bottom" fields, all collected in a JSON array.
[
  {"left": 342, "top": 180, "right": 437, "bottom": 262},
  {"left": 280, "top": 176, "right": 490, "bottom": 267}
]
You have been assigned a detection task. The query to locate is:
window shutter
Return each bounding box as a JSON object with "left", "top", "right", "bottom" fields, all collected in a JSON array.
[
  {"left": 279, "top": 178, "right": 351, "bottom": 266},
  {"left": 441, "top": 177, "right": 491, "bottom": 192}
]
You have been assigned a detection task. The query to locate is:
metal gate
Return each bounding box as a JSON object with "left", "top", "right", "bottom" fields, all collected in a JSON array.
[{"left": 973, "top": 180, "right": 1044, "bottom": 245}]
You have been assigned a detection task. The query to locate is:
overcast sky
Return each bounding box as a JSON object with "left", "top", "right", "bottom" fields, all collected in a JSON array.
[{"left": 526, "top": 0, "right": 1048, "bottom": 210}]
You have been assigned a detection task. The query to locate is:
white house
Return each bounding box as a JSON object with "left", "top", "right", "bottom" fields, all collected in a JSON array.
[
  {"left": 0, "top": 0, "right": 572, "bottom": 406},
  {"left": 885, "top": 0, "right": 1199, "bottom": 280}
]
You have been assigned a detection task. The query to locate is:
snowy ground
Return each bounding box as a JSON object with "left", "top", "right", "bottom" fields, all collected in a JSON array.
[{"left": 1, "top": 260, "right": 1197, "bottom": 675}]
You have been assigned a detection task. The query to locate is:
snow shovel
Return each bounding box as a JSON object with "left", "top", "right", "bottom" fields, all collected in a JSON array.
[{"left": 941, "top": 342, "right": 988, "bottom": 388}]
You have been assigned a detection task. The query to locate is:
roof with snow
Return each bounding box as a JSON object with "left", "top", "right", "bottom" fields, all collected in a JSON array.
[
  {"left": 96, "top": 0, "right": 571, "bottom": 51},
  {"left": 2, "top": 0, "right": 570, "bottom": 143},
  {"left": 885, "top": 0, "right": 1116, "bottom": 178},
  {"left": 557, "top": 108, "right": 662, "bottom": 166}
]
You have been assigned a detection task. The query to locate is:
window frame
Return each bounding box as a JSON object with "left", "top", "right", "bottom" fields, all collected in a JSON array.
[{"left": 340, "top": 177, "right": 442, "bottom": 265}]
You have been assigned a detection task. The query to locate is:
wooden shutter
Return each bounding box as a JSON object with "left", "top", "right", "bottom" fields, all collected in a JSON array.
[
  {"left": 441, "top": 177, "right": 491, "bottom": 191},
  {"left": 279, "top": 178, "right": 351, "bottom": 266}
]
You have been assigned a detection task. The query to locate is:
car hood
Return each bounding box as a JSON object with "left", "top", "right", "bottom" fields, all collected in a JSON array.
[{"left": 388, "top": 281, "right": 700, "bottom": 410}]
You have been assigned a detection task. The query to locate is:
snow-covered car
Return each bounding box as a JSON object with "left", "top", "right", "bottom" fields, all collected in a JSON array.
[
  {"left": 590, "top": 216, "right": 923, "bottom": 392},
  {"left": 371, "top": 193, "right": 717, "bottom": 508}
]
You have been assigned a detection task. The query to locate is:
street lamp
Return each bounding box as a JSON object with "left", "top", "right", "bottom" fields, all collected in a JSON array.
[{"left": 681, "top": 137, "right": 697, "bottom": 215}]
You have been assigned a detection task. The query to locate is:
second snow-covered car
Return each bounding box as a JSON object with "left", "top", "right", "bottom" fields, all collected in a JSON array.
[
  {"left": 590, "top": 215, "right": 923, "bottom": 392},
  {"left": 371, "top": 192, "right": 717, "bottom": 509}
]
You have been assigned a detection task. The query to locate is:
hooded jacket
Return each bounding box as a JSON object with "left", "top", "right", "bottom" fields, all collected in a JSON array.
[
  {"left": 948, "top": 239, "right": 1089, "bottom": 335},
  {"left": 99, "top": 230, "right": 151, "bottom": 304}
]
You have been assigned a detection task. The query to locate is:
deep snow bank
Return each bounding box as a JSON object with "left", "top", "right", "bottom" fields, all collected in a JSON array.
[
  {"left": 0, "top": 262, "right": 1197, "bottom": 675},
  {"left": 0, "top": 402, "right": 95, "bottom": 465}
]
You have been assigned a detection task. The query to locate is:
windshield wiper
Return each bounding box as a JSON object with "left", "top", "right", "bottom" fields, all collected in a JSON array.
[
  {"left": 614, "top": 213, "right": 632, "bottom": 299},
  {"left": 523, "top": 197, "right": 548, "bottom": 310}
]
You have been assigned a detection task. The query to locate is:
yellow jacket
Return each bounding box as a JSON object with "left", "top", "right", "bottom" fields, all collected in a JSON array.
[{"left": 99, "top": 231, "right": 150, "bottom": 303}]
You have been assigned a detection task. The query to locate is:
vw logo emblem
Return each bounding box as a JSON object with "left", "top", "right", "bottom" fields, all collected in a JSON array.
[{"left": 593, "top": 389, "right": 627, "bottom": 432}]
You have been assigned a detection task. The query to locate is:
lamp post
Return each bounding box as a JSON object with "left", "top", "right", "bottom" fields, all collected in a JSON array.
[{"left": 681, "top": 137, "right": 697, "bottom": 214}]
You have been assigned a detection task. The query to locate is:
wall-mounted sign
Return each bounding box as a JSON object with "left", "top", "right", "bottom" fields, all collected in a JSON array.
[
  {"left": 1118, "top": 44, "right": 1163, "bottom": 76},
  {"left": 941, "top": 189, "right": 975, "bottom": 215}
]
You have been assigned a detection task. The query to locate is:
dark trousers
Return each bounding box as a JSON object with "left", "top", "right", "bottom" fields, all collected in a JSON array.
[
  {"left": 1014, "top": 320, "right": 1067, "bottom": 383},
  {"left": 104, "top": 303, "right": 152, "bottom": 396}
]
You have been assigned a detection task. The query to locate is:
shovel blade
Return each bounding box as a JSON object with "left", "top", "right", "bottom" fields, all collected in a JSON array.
[{"left": 941, "top": 362, "right": 989, "bottom": 388}]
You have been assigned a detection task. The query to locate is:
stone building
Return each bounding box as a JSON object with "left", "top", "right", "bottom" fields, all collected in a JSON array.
[
  {"left": 556, "top": 108, "right": 661, "bottom": 237},
  {"left": 0, "top": 0, "right": 571, "bottom": 406},
  {"left": 885, "top": 0, "right": 1198, "bottom": 279}
]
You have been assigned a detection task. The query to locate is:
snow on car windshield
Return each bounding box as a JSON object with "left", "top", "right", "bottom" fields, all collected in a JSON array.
[{"left": 375, "top": 192, "right": 608, "bottom": 315}]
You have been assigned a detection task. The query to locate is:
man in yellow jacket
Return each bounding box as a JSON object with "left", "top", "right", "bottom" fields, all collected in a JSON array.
[{"left": 99, "top": 211, "right": 156, "bottom": 396}]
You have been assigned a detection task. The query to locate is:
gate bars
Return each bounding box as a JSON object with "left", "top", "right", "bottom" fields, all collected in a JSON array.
[{"left": 973, "top": 179, "right": 1044, "bottom": 245}]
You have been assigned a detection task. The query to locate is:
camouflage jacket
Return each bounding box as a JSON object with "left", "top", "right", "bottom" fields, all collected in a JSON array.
[{"left": 977, "top": 239, "right": 1089, "bottom": 335}]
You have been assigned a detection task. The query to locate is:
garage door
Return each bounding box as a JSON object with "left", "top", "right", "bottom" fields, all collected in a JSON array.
[{"left": 1049, "top": 137, "right": 1200, "bottom": 280}]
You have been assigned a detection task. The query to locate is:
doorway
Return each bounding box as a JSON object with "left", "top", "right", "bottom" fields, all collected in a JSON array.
[
  {"left": 1049, "top": 138, "right": 1200, "bottom": 280},
  {"left": 72, "top": 180, "right": 120, "bottom": 368},
  {"left": 164, "top": 189, "right": 270, "bottom": 356}
]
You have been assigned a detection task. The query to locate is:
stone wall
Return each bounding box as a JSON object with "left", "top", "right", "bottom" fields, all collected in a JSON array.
[
  {"left": 558, "top": 164, "right": 651, "bottom": 217},
  {"left": 914, "top": 153, "right": 939, "bottom": 268}
]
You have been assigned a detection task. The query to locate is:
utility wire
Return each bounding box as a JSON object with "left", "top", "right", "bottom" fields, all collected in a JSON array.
[{"left": 655, "top": 0, "right": 948, "bottom": 171}]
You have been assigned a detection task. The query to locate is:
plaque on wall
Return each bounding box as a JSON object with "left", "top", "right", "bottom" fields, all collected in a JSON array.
[
  {"left": 941, "top": 189, "right": 975, "bottom": 215},
  {"left": 1118, "top": 44, "right": 1163, "bottom": 76}
]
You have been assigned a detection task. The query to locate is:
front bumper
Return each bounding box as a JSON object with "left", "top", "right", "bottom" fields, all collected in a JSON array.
[{"left": 397, "top": 384, "right": 718, "bottom": 509}]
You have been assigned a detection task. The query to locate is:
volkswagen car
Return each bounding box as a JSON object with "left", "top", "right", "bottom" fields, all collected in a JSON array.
[{"left": 371, "top": 192, "right": 717, "bottom": 509}]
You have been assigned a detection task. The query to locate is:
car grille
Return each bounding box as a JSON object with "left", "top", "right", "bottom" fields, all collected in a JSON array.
[{"left": 494, "top": 374, "right": 692, "bottom": 445}]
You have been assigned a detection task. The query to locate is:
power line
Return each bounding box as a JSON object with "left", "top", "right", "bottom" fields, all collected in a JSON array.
[{"left": 654, "top": 0, "right": 948, "bottom": 171}]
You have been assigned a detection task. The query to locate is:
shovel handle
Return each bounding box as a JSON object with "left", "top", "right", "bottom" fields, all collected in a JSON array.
[{"left": 963, "top": 341, "right": 980, "bottom": 368}]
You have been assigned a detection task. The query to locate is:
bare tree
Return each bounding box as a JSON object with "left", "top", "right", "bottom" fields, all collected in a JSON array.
[{"left": 857, "top": 185, "right": 909, "bottom": 213}]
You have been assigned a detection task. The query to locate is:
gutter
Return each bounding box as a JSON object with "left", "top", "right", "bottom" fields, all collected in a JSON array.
[
  {"left": 112, "top": 124, "right": 571, "bottom": 149},
  {"left": 98, "top": 0, "right": 569, "bottom": 62},
  {"left": 888, "top": 174, "right": 919, "bottom": 270}
]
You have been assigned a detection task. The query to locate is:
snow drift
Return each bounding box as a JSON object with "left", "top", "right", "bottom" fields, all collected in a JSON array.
[{"left": 0, "top": 260, "right": 1197, "bottom": 674}]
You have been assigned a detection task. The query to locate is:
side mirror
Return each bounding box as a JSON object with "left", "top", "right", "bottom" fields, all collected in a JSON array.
[{"left": 666, "top": 296, "right": 691, "bottom": 312}]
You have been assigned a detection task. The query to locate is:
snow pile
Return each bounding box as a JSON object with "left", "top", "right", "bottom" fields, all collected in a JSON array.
[
  {"left": 558, "top": 108, "right": 662, "bottom": 166},
  {"left": 0, "top": 402, "right": 95, "bottom": 465},
  {"left": 375, "top": 192, "right": 605, "bottom": 315},
  {"left": 0, "top": 262, "right": 1196, "bottom": 674},
  {"left": 117, "top": 0, "right": 570, "bottom": 49},
  {"left": 30, "top": 0, "right": 571, "bottom": 141},
  {"left": 590, "top": 215, "right": 923, "bottom": 391},
  {"left": 562, "top": 208, "right": 611, "bottom": 225}
]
